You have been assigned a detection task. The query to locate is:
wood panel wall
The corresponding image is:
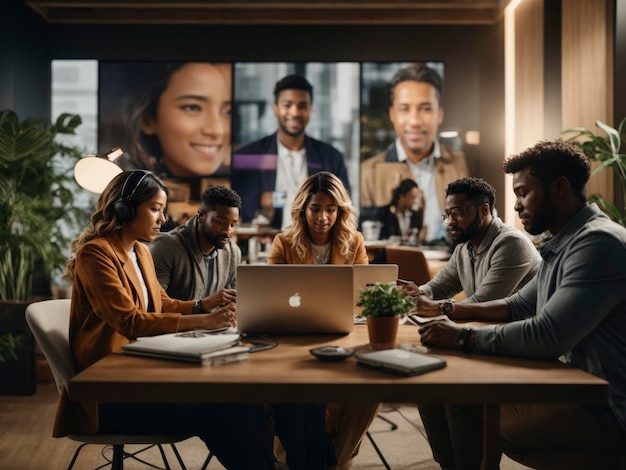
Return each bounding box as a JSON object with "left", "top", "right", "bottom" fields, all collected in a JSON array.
[
  {"left": 562, "top": 0, "right": 614, "bottom": 202},
  {"left": 506, "top": 0, "right": 615, "bottom": 220},
  {"left": 514, "top": 0, "right": 545, "bottom": 154}
]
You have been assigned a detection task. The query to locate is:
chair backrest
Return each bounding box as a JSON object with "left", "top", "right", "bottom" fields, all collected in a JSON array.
[
  {"left": 384, "top": 246, "right": 431, "bottom": 286},
  {"left": 25, "top": 299, "right": 75, "bottom": 395}
]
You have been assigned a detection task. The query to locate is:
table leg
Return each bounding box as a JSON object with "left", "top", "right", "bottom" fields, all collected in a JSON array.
[{"left": 481, "top": 404, "right": 500, "bottom": 470}]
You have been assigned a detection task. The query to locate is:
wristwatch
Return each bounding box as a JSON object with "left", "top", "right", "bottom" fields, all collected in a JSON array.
[
  {"left": 192, "top": 299, "right": 203, "bottom": 314},
  {"left": 457, "top": 327, "right": 474, "bottom": 353},
  {"left": 440, "top": 300, "right": 454, "bottom": 316}
]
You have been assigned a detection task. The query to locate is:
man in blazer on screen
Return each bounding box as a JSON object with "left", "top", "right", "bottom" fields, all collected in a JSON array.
[
  {"left": 360, "top": 65, "right": 468, "bottom": 244},
  {"left": 232, "top": 74, "right": 351, "bottom": 228}
]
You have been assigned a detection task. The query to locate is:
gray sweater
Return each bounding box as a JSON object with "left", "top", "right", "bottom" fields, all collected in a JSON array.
[
  {"left": 420, "top": 217, "right": 541, "bottom": 303},
  {"left": 150, "top": 215, "right": 241, "bottom": 304},
  {"left": 478, "top": 204, "right": 626, "bottom": 431}
]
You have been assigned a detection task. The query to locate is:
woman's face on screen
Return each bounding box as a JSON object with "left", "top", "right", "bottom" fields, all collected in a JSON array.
[{"left": 141, "top": 63, "right": 232, "bottom": 177}]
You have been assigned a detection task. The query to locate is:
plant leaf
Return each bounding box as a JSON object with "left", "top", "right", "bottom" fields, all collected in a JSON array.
[{"left": 596, "top": 120, "right": 621, "bottom": 156}]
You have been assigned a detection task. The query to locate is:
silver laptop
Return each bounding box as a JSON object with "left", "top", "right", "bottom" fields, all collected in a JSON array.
[
  {"left": 122, "top": 332, "right": 241, "bottom": 363},
  {"left": 237, "top": 264, "right": 354, "bottom": 334},
  {"left": 352, "top": 264, "right": 399, "bottom": 316}
]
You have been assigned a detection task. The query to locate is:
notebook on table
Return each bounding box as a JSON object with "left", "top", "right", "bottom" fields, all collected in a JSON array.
[
  {"left": 352, "top": 264, "right": 399, "bottom": 316},
  {"left": 237, "top": 264, "right": 355, "bottom": 335},
  {"left": 121, "top": 331, "right": 242, "bottom": 364}
]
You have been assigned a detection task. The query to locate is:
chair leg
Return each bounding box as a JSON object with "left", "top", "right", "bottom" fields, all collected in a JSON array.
[
  {"left": 200, "top": 452, "right": 213, "bottom": 470},
  {"left": 67, "top": 443, "right": 89, "bottom": 470},
  {"left": 377, "top": 414, "right": 398, "bottom": 431},
  {"left": 365, "top": 431, "right": 391, "bottom": 470},
  {"left": 123, "top": 444, "right": 167, "bottom": 468},
  {"left": 93, "top": 445, "right": 126, "bottom": 470},
  {"left": 170, "top": 443, "right": 187, "bottom": 469},
  {"left": 156, "top": 444, "right": 172, "bottom": 470},
  {"left": 69, "top": 441, "right": 181, "bottom": 470},
  {"left": 111, "top": 444, "right": 124, "bottom": 470}
]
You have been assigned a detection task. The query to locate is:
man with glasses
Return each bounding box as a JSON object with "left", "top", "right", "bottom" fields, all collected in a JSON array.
[
  {"left": 151, "top": 186, "right": 241, "bottom": 312},
  {"left": 401, "top": 177, "right": 540, "bottom": 306}
]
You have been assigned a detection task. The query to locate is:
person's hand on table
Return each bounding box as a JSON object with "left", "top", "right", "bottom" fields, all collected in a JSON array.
[
  {"left": 205, "top": 303, "right": 238, "bottom": 329},
  {"left": 415, "top": 295, "right": 445, "bottom": 317},
  {"left": 397, "top": 279, "right": 419, "bottom": 297},
  {"left": 202, "top": 288, "right": 236, "bottom": 310},
  {"left": 418, "top": 321, "right": 464, "bottom": 349}
]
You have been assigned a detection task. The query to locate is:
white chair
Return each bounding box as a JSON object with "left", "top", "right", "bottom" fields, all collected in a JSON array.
[{"left": 25, "top": 299, "right": 191, "bottom": 470}]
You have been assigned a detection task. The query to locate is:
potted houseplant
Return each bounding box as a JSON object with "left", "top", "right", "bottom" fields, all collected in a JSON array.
[
  {"left": 563, "top": 118, "right": 626, "bottom": 226},
  {"left": 356, "top": 282, "right": 416, "bottom": 350},
  {"left": 0, "top": 109, "right": 85, "bottom": 394}
]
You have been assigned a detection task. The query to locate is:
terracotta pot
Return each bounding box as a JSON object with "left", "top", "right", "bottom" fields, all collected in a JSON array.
[{"left": 366, "top": 316, "right": 399, "bottom": 350}]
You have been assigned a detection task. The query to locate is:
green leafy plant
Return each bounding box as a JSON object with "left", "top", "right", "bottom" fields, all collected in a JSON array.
[
  {"left": 0, "top": 333, "right": 23, "bottom": 362},
  {"left": 356, "top": 281, "right": 416, "bottom": 318},
  {"left": 0, "top": 110, "right": 85, "bottom": 300},
  {"left": 563, "top": 118, "right": 626, "bottom": 226}
]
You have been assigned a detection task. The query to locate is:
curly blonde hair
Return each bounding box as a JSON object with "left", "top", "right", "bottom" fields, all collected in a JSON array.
[
  {"left": 63, "top": 171, "right": 168, "bottom": 281},
  {"left": 282, "top": 171, "right": 358, "bottom": 261}
]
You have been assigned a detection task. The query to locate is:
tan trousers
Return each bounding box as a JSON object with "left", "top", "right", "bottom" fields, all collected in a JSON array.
[{"left": 326, "top": 402, "right": 381, "bottom": 469}]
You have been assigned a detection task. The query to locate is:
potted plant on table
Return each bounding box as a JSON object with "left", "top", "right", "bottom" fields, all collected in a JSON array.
[
  {"left": 356, "top": 282, "right": 416, "bottom": 350},
  {"left": 563, "top": 118, "right": 626, "bottom": 226},
  {"left": 0, "top": 109, "right": 85, "bottom": 394}
]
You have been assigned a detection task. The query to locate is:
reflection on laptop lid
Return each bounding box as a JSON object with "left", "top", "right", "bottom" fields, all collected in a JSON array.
[
  {"left": 237, "top": 265, "right": 354, "bottom": 335},
  {"left": 352, "top": 264, "right": 399, "bottom": 316}
]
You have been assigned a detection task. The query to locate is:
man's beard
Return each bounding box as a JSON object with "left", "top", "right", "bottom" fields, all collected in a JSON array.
[
  {"left": 450, "top": 212, "right": 481, "bottom": 245},
  {"left": 203, "top": 225, "right": 227, "bottom": 249},
  {"left": 279, "top": 120, "right": 305, "bottom": 138}
]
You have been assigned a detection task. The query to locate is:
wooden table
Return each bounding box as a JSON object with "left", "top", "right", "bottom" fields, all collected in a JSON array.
[{"left": 69, "top": 325, "right": 608, "bottom": 470}]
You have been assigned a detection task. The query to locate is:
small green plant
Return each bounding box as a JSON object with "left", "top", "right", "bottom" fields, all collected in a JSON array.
[
  {"left": 563, "top": 118, "right": 626, "bottom": 226},
  {"left": 356, "top": 282, "right": 416, "bottom": 318}
]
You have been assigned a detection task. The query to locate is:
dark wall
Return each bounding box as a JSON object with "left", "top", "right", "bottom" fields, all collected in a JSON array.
[{"left": 1, "top": 0, "right": 51, "bottom": 120}]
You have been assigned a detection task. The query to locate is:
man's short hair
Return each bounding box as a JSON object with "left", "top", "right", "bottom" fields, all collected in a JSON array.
[
  {"left": 446, "top": 177, "right": 496, "bottom": 214},
  {"left": 388, "top": 65, "right": 443, "bottom": 106},
  {"left": 200, "top": 186, "right": 242, "bottom": 212},
  {"left": 273, "top": 74, "right": 314, "bottom": 104},
  {"left": 503, "top": 140, "right": 591, "bottom": 203}
]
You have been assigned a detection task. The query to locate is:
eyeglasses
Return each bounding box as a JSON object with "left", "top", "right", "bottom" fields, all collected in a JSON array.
[{"left": 441, "top": 204, "right": 482, "bottom": 222}]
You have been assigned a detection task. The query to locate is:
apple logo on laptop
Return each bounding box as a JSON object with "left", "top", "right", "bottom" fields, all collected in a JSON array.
[{"left": 288, "top": 293, "right": 301, "bottom": 308}]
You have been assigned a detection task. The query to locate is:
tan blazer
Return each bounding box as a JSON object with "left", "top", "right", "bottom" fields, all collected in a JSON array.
[
  {"left": 268, "top": 231, "right": 369, "bottom": 265},
  {"left": 360, "top": 143, "right": 469, "bottom": 209},
  {"left": 53, "top": 234, "right": 193, "bottom": 437}
]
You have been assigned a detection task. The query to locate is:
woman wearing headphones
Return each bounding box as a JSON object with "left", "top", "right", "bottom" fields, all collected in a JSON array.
[{"left": 57, "top": 170, "right": 273, "bottom": 469}]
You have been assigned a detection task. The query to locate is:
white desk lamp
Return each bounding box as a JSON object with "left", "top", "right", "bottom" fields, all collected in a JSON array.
[{"left": 74, "top": 147, "right": 124, "bottom": 193}]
